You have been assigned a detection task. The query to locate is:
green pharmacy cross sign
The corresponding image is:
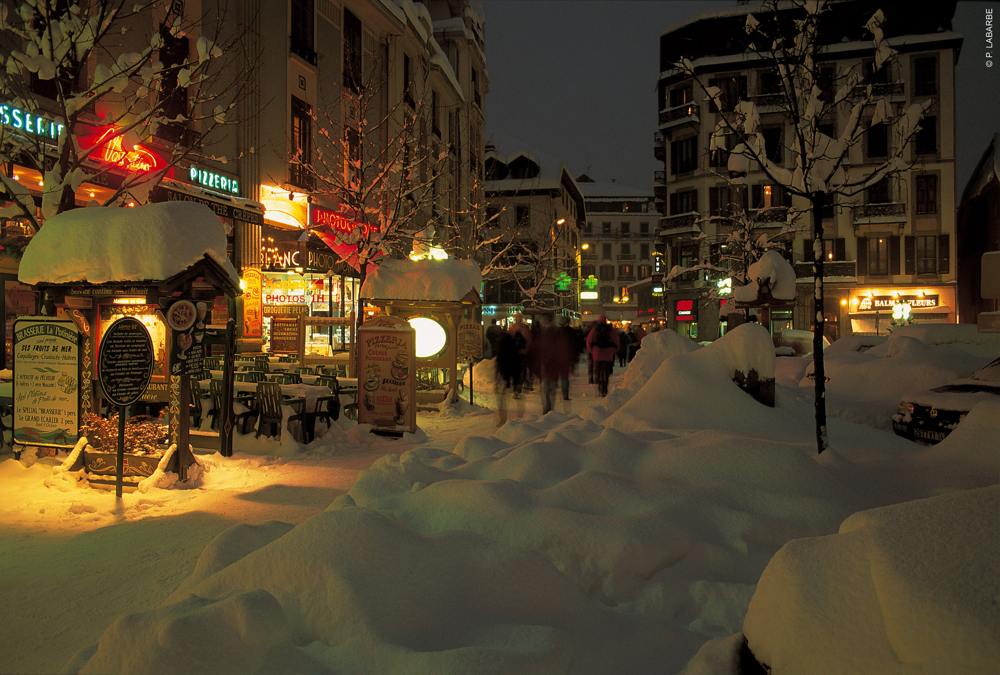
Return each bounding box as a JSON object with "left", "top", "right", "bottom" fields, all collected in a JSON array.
[
  {"left": 555, "top": 272, "right": 574, "bottom": 292},
  {"left": 583, "top": 275, "right": 599, "bottom": 291}
]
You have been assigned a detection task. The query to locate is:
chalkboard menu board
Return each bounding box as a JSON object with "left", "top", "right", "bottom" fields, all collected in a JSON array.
[
  {"left": 270, "top": 317, "right": 301, "bottom": 354},
  {"left": 13, "top": 318, "right": 80, "bottom": 448},
  {"left": 99, "top": 317, "right": 154, "bottom": 406}
]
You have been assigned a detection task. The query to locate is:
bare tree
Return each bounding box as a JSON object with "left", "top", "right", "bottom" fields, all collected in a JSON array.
[
  {"left": 0, "top": 0, "right": 252, "bottom": 230},
  {"left": 676, "top": 0, "right": 928, "bottom": 453}
]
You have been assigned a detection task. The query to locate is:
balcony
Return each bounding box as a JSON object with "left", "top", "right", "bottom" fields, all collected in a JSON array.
[
  {"left": 851, "top": 81, "right": 905, "bottom": 99},
  {"left": 658, "top": 102, "right": 700, "bottom": 130},
  {"left": 659, "top": 212, "right": 700, "bottom": 237},
  {"left": 654, "top": 183, "right": 666, "bottom": 200},
  {"left": 618, "top": 253, "right": 635, "bottom": 261},
  {"left": 654, "top": 132, "right": 665, "bottom": 160},
  {"left": 853, "top": 202, "right": 906, "bottom": 224},
  {"left": 794, "top": 260, "right": 857, "bottom": 279},
  {"left": 753, "top": 92, "right": 785, "bottom": 109},
  {"left": 751, "top": 206, "right": 789, "bottom": 226},
  {"left": 654, "top": 170, "right": 665, "bottom": 184}
]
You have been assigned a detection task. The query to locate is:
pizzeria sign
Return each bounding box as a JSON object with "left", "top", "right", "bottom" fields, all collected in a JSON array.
[{"left": 857, "top": 294, "right": 939, "bottom": 311}]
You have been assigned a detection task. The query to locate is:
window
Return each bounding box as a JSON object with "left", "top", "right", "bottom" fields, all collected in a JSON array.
[
  {"left": 472, "top": 68, "right": 482, "bottom": 107},
  {"left": 156, "top": 25, "right": 189, "bottom": 140},
  {"left": 620, "top": 222, "right": 630, "bottom": 236},
  {"left": 640, "top": 243, "right": 650, "bottom": 259},
  {"left": 866, "top": 122, "right": 888, "bottom": 159},
  {"left": 709, "top": 185, "right": 746, "bottom": 216},
  {"left": 913, "top": 55, "right": 938, "bottom": 96},
  {"left": 751, "top": 184, "right": 790, "bottom": 209},
  {"left": 671, "top": 136, "right": 698, "bottom": 174},
  {"left": 818, "top": 191, "right": 834, "bottom": 219},
  {"left": 344, "top": 125, "right": 361, "bottom": 190},
  {"left": 707, "top": 75, "right": 747, "bottom": 112},
  {"left": 584, "top": 222, "right": 593, "bottom": 234},
  {"left": 618, "top": 264, "right": 634, "bottom": 278},
  {"left": 599, "top": 286, "right": 613, "bottom": 303},
  {"left": 599, "top": 264, "right": 614, "bottom": 279},
  {"left": 817, "top": 64, "right": 835, "bottom": 103},
  {"left": 432, "top": 90, "right": 441, "bottom": 136},
  {"left": 867, "top": 237, "right": 889, "bottom": 275},
  {"left": 516, "top": 205, "right": 529, "bottom": 226},
  {"left": 290, "top": 0, "right": 316, "bottom": 64},
  {"left": 403, "top": 53, "right": 414, "bottom": 106},
  {"left": 710, "top": 132, "right": 734, "bottom": 168},
  {"left": 601, "top": 243, "right": 612, "bottom": 259},
  {"left": 602, "top": 222, "right": 611, "bottom": 235},
  {"left": 638, "top": 264, "right": 652, "bottom": 278},
  {"left": 582, "top": 264, "right": 596, "bottom": 278},
  {"left": 916, "top": 235, "right": 937, "bottom": 274},
  {"left": 757, "top": 68, "right": 781, "bottom": 95},
  {"left": 290, "top": 96, "right": 313, "bottom": 189},
  {"left": 620, "top": 243, "right": 631, "bottom": 256},
  {"left": 866, "top": 177, "right": 890, "bottom": 204},
  {"left": 864, "top": 58, "right": 891, "bottom": 84},
  {"left": 915, "top": 174, "right": 938, "bottom": 214},
  {"left": 669, "top": 85, "right": 693, "bottom": 108},
  {"left": 817, "top": 118, "right": 836, "bottom": 139},
  {"left": 639, "top": 221, "right": 649, "bottom": 234},
  {"left": 915, "top": 116, "right": 937, "bottom": 155},
  {"left": 763, "top": 126, "right": 783, "bottom": 163},
  {"left": 343, "top": 9, "right": 362, "bottom": 91},
  {"left": 669, "top": 189, "right": 698, "bottom": 215},
  {"left": 803, "top": 238, "right": 846, "bottom": 262}
]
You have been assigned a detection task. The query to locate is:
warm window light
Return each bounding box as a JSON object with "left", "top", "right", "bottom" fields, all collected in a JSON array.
[
  {"left": 12, "top": 175, "right": 18, "bottom": 181},
  {"left": 556, "top": 217, "right": 566, "bottom": 225},
  {"left": 409, "top": 245, "right": 449, "bottom": 261},
  {"left": 840, "top": 298, "right": 848, "bottom": 307},
  {"left": 581, "top": 242, "right": 590, "bottom": 250},
  {"left": 37, "top": 179, "right": 44, "bottom": 186},
  {"left": 827, "top": 252, "right": 833, "bottom": 260},
  {"left": 127, "top": 201, "right": 136, "bottom": 207},
  {"left": 408, "top": 316, "right": 447, "bottom": 358},
  {"left": 88, "top": 190, "right": 95, "bottom": 198}
]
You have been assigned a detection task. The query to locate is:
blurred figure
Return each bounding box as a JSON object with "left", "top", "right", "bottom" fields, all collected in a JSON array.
[
  {"left": 586, "top": 315, "right": 619, "bottom": 397},
  {"left": 484, "top": 319, "right": 502, "bottom": 359},
  {"left": 494, "top": 329, "right": 520, "bottom": 425},
  {"left": 555, "top": 316, "right": 580, "bottom": 403},
  {"left": 508, "top": 313, "right": 531, "bottom": 398},
  {"left": 617, "top": 329, "right": 631, "bottom": 367},
  {"left": 536, "top": 313, "right": 558, "bottom": 414}
]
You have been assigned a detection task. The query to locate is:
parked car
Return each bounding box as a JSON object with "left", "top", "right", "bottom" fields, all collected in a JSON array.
[{"left": 892, "top": 357, "right": 1000, "bottom": 443}]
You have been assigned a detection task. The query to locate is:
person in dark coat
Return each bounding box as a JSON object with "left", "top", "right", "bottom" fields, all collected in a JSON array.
[
  {"left": 494, "top": 330, "right": 520, "bottom": 425},
  {"left": 585, "top": 315, "right": 620, "bottom": 397},
  {"left": 617, "top": 330, "right": 631, "bottom": 367},
  {"left": 484, "top": 319, "right": 502, "bottom": 359}
]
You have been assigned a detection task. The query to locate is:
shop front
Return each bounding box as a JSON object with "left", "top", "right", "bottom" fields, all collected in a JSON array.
[{"left": 844, "top": 284, "right": 957, "bottom": 335}]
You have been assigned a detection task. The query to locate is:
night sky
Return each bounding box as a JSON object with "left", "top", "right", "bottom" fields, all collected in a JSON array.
[{"left": 483, "top": 0, "right": 1000, "bottom": 194}]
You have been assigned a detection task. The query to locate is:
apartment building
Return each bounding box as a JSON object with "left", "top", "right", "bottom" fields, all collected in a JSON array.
[
  {"left": 654, "top": 0, "right": 961, "bottom": 340},
  {"left": 482, "top": 144, "right": 585, "bottom": 322},
  {"left": 957, "top": 133, "right": 1000, "bottom": 327},
  {"left": 576, "top": 177, "right": 661, "bottom": 325},
  {"left": 0, "top": 0, "right": 486, "bottom": 356}
]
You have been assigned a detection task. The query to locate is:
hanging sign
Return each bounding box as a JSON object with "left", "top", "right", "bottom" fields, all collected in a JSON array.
[
  {"left": 13, "top": 318, "right": 80, "bottom": 448},
  {"left": 167, "top": 299, "right": 208, "bottom": 376},
  {"left": 357, "top": 315, "right": 416, "bottom": 434},
  {"left": 457, "top": 320, "right": 483, "bottom": 361},
  {"left": 99, "top": 317, "right": 154, "bottom": 407}
]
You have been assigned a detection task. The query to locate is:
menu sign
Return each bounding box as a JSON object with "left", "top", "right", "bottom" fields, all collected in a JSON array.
[
  {"left": 13, "top": 318, "right": 80, "bottom": 448},
  {"left": 270, "top": 317, "right": 302, "bottom": 354},
  {"left": 457, "top": 320, "right": 483, "bottom": 360},
  {"left": 167, "top": 298, "right": 208, "bottom": 376},
  {"left": 242, "top": 268, "right": 263, "bottom": 338},
  {"left": 857, "top": 294, "right": 940, "bottom": 311},
  {"left": 357, "top": 316, "right": 416, "bottom": 434},
  {"left": 99, "top": 317, "right": 154, "bottom": 407}
]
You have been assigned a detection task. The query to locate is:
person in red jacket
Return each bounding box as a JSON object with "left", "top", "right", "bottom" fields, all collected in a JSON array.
[{"left": 585, "top": 315, "right": 620, "bottom": 397}]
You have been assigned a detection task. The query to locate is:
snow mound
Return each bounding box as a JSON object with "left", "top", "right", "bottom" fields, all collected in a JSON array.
[
  {"left": 733, "top": 250, "right": 796, "bottom": 302},
  {"left": 461, "top": 357, "right": 496, "bottom": 391},
  {"left": 360, "top": 257, "right": 481, "bottom": 302},
  {"left": 19, "top": 202, "right": 238, "bottom": 286},
  {"left": 909, "top": 400, "right": 1000, "bottom": 489},
  {"left": 744, "top": 486, "right": 1000, "bottom": 674}
]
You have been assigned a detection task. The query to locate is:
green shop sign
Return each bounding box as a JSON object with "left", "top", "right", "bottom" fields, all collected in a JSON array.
[
  {"left": 555, "top": 272, "right": 574, "bottom": 292},
  {"left": 187, "top": 164, "right": 240, "bottom": 195},
  {"left": 0, "top": 103, "right": 65, "bottom": 141},
  {"left": 583, "top": 275, "right": 599, "bottom": 291}
]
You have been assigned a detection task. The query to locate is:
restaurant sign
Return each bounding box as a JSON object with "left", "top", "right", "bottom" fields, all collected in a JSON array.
[
  {"left": 857, "top": 294, "right": 939, "bottom": 311},
  {"left": 242, "top": 268, "right": 263, "bottom": 338},
  {"left": 186, "top": 164, "right": 239, "bottom": 196},
  {"left": 0, "top": 103, "right": 65, "bottom": 141},
  {"left": 357, "top": 315, "right": 416, "bottom": 434},
  {"left": 13, "top": 318, "right": 80, "bottom": 448}
]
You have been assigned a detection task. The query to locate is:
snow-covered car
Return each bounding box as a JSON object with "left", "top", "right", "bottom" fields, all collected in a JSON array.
[{"left": 892, "top": 357, "right": 1000, "bottom": 444}]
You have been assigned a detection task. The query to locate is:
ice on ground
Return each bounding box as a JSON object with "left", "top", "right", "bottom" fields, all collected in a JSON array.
[{"left": 743, "top": 486, "right": 1000, "bottom": 674}]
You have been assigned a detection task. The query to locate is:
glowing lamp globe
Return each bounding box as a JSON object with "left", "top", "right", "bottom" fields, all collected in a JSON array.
[{"left": 408, "top": 317, "right": 447, "bottom": 358}]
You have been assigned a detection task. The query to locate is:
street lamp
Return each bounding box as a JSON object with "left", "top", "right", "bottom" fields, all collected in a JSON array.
[
  {"left": 556, "top": 217, "right": 566, "bottom": 225},
  {"left": 581, "top": 242, "right": 590, "bottom": 250}
]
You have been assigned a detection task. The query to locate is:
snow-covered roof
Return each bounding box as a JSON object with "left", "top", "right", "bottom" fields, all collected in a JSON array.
[
  {"left": 19, "top": 202, "right": 240, "bottom": 287},
  {"left": 576, "top": 179, "right": 650, "bottom": 199},
  {"left": 361, "top": 257, "right": 481, "bottom": 302}
]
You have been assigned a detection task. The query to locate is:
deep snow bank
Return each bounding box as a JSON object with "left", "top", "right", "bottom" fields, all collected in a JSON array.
[{"left": 743, "top": 485, "right": 1000, "bottom": 674}]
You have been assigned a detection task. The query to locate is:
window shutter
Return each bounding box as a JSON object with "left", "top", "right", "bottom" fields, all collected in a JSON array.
[
  {"left": 751, "top": 184, "right": 762, "bottom": 209},
  {"left": 889, "top": 236, "right": 901, "bottom": 275},
  {"left": 904, "top": 236, "right": 915, "bottom": 274},
  {"left": 803, "top": 238, "right": 813, "bottom": 262},
  {"left": 857, "top": 237, "right": 868, "bottom": 275},
  {"left": 835, "top": 238, "right": 846, "bottom": 261},
  {"left": 938, "top": 234, "right": 950, "bottom": 274}
]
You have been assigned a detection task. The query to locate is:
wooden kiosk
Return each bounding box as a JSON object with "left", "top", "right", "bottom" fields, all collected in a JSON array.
[
  {"left": 17, "top": 203, "right": 241, "bottom": 483},
  {"left": 361, "top": 258, "right": 482, "bottom": 405}
]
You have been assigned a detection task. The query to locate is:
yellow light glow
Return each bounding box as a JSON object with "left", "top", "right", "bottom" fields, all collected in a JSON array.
[
  {"left": 408, "top": 317, "right": 447, "bottom": 358},
  {"left": 917, "top": 289, "right": 925, "bottom": 297},
  {"left": 851, "top": 297, "right": 860, "bottom": 306},
  {"left": 260, "top": 183, "right": 307, "bottom": 228},
  {"left": 408, "top": 245, "right": 449, "bottom": 262},
  {"left": 37, "top": 179, "right": 44, "bottom": 187},
  {"left": 112, "top": 297, "right": 147, "bottom": 305},
  {"left": 840, "top": 298, "right": 848, "bottom": 307},
  {"left": 239, "top": 278, "right": 248, "bottom": 291},
  {"left": 581, "top": 242, "right": 590, "bottom": 250},
  {"left": 556, "top": 217, "right": 566, "bottom": 225}
]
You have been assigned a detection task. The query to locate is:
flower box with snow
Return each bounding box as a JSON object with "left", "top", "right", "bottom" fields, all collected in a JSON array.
[{"left": 75, "top": 413, "right": 169, "bottom": 479}]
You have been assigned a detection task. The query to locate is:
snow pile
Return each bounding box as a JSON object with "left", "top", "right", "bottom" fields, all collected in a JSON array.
[
  {"left": 461, "top": 357, "right": 497, "bottom": 391},
  {"left": 909, "top": 400, "right": 1000, "bottom": 489},
  {"left": 19, "top": 202, "right": 238, "bottom": 286},
  {"left": 891, "top": 323, "right": 1000, "bottom": 359},
  {"left": 733, "top": 250, "right": 796, "bottom": 303},
  {"left": 360, "top": 257, "right": 481, "bottom": 302},
  {"left": 743, "top": 486, "right": 1000, "bottom": 674}
]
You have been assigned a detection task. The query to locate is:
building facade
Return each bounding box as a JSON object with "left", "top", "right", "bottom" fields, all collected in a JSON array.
[
  {"left": 482, "top": 145, "right": 585, "bottom": 322},
  {"left": 957, "top": 133, "right": 1000, "bottom": 327},
  {"left": 654, "top": 0, "right": 961, "bottom": 340},
  {"left": 0, "top": 0, "right": 487, "bottom": 359},
  {"left": 576, "top": 177, "right": 661, "bottom": 326}
]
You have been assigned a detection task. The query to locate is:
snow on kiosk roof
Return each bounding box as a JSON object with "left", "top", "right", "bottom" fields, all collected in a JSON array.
[
  {"left": 361, "top": 258, "right": 481, "bottom": 303},
  {"left": 18, "top": 202, "right": 240, "bottom": 289}
]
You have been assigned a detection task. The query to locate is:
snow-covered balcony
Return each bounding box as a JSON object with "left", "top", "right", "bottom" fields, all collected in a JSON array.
[
  {"left": 751, "top": 92, "right": 786, "bottom": 110},
  {"left": 658, "top": 102, "right": 700, "bottom": 130},
  {"left": 794, "top": 260, "right": 858, "bottom": 280},
  {"left": 658, "top": 212, "right": 701, "bottom": 238},
  {"left": 853, "top": 201, "right": 907, "bottom": 225},
  {"left": 750, "top": 206, "right": 789, "bottom": 227},
  {"left": 851, "top": 81, "right": 905, "bottom": 99}
]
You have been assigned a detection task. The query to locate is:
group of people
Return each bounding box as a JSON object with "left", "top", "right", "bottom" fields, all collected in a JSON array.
[{"left": 485, "top": 313, "right": 651, "bottom": 423}]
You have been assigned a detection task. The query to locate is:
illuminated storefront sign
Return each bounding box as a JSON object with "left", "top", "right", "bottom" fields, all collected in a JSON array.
[
  {"left": 675, "top": 299, "right": 696, "bottom": 321},
  {"left": 856, "top": 293, "right": 939, "bottom": 311},
  {"left": 309, "top": 205, "right": 373, "bottom": 236},
  {"left": 583, "top": 275, "right": 599, "bottom": 291},
  {"left": 408, "top": 317, "right": 447, "bottom": 359},
  {"left": 186, "top": 164, "right": 239, "bottom": 195},
  {"left": 716, "top": 277, "right": 732, "bottom": 296},
  {"left": 580, "top": 290, "right": 599, "bottom": 300},
  {"left": 242, "top": 268, "right": 263, "bottom": 338},
  {"left": 0, "top": 103, "right": 64, "bottom": 140},
  {"left": 555, "top": 272, "right": 573, "bottom": 292},
  {"left": 87, "top": 127, "right": 161, "bottom": 173}
]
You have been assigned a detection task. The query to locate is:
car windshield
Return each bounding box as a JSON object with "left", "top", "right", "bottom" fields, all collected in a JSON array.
[{"left": 930, "top": 383, "right": 1000, "bottom": 394}]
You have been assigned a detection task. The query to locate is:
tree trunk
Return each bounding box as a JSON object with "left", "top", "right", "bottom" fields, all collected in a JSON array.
[
  {"left": 811, "top": 194, "right": 828, "bottom": 454},
  {"left": 354, "top": 260, "right": 367, "bottom": 379}
]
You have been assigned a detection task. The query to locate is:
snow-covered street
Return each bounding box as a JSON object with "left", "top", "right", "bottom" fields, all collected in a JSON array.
[{"left": 2, "top": 326, "right": 996, "bottom": 674}]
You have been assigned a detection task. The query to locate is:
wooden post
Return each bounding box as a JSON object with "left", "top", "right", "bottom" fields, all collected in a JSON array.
[
  {"left": 176, "top": 373, "right": 191, "bottom": 481},
  {"left": 115, "top": 404, "right": 127, "bottom": 499},
  {"left": 221, "top": 312, "right": 236, "bottom": 457}
]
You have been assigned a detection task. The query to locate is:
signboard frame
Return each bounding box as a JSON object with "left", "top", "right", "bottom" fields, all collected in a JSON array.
[
  {"left": 12, "top": 317, "right": 81, "bottom": 448},
  {"left": 98, "top": 316, "right": 155, "bottom": 407},
  {"left": 357, "top": 315, "right": 417, "bottom": 435}
]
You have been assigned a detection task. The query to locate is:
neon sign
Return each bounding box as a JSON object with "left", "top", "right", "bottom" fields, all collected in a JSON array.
[
  {"left": 309, "top": 205, "right": 372, "bottom": 236},
  {"left": 675, "top": 299, "right": 695, "bottom": 321},
  {"left": 0, "top": 103, "right": 64, "bottom": 141},
  {"left": 857, "top": 294, "right": 939, "bottom": 311},
  {"left": 187, "top": 165, "right": 239, "bottom": 195},
  {"left": 89, "top": 127, "right": 160, "bottom": 173}
]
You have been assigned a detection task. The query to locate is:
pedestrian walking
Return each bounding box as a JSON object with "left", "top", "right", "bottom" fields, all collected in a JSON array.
[
  {"left": 493, "top": 330, "right": 521, "bottom": 425},
  {"left": 508, "top": 313, "right": 531, "bottom": 398},
  {"left": 617, "top": 329, "right": 631, "bottom": 367},
  {"left": 484, "top": 319, "right": 502, "bottom": 359},
  {"left": 586, "top": 315, "right": 619, "bottom": 397}
]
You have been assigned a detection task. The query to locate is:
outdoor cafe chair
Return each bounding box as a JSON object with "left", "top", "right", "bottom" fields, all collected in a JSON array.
[
  {"left": 316, "top": 375, "right": 341, "bottom": 422},
  {"left": 255, "top": 382, "right": 296, "bottom": 440},
  {"left": 277, "top": 372, "right": 302, "bottom": 385},
  {"left": 296, "top": 366, "right": 314, "bottom": 375},
  {"left": 188, "top": 378, "right": 204, "bottom": 428},
  {"left": 208, "top": 380, "right": 223, "bottom": 431}
]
